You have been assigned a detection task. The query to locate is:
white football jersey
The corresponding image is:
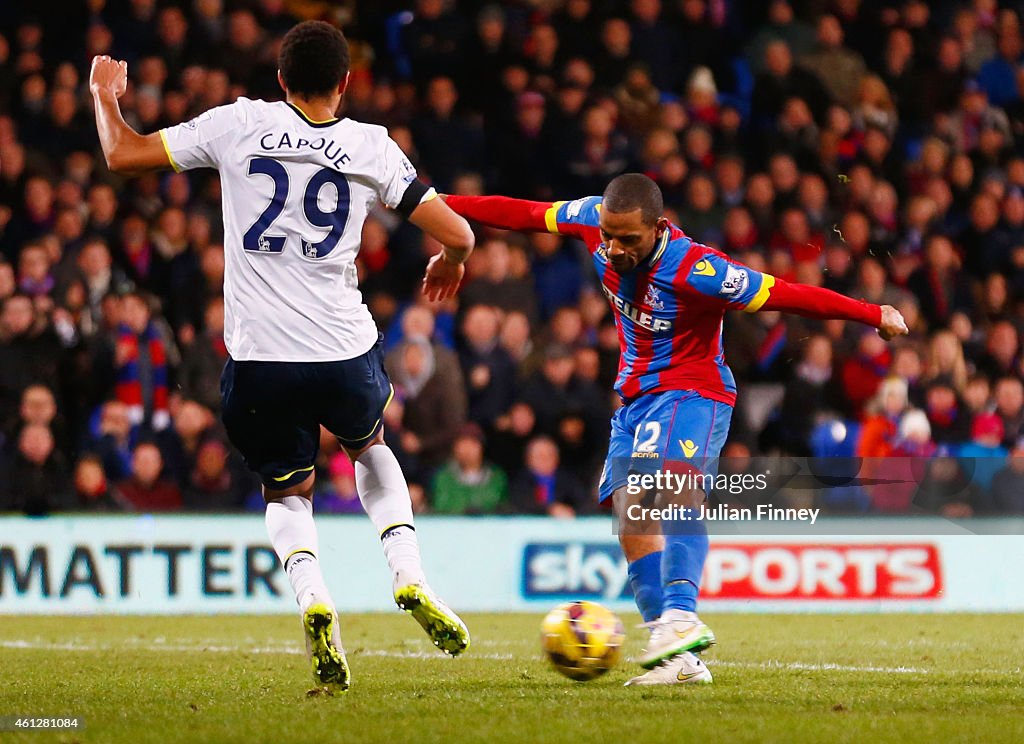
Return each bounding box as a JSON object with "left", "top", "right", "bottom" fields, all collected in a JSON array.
[{"left": 160, "top": 98, "right": 423, "bottom": 362}]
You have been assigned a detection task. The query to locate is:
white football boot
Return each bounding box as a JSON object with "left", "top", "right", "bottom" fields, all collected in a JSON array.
[
  {"left": 625, "top": 651, "right": 713, "bottom": 686},
  {"left": 638, "top": 609, "right": 716, "bottom": 669}
]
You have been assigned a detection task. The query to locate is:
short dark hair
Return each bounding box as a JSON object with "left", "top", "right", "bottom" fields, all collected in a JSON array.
[
  {"left": 278, "top": 21, "right": 350, "bottom": 98},
  {"left": 602, "top": 173, "right": 664, "bottom": 225}
]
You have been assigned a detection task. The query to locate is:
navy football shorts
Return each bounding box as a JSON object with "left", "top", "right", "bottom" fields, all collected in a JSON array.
[{"left": 220, "top": 334, "right": 392, "bottom": 489}]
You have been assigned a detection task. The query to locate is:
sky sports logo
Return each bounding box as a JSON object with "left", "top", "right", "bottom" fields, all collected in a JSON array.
[
  {"left": 521, "top": 543, "right": 943, "bottom": 601},
  {"left": 522, "top": 544, "right": 630, "bottom": 601}
]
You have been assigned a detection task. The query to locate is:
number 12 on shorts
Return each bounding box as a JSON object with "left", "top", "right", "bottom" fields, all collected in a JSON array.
[{"left": 633, "top": 421, "right": 661, "bottom": 455}]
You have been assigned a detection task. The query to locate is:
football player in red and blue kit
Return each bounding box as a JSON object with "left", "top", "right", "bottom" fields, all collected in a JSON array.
[{"left": 444, "top": 174, "right": 908, "bottom": 685}]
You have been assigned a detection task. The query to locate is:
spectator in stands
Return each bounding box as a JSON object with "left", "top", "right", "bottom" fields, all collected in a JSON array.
[
  {"left": 748, "top": 1, "right": 815, "bottom": 74},
  {"left": 390, "top": 335, "right": 467, "bottom": 470},
  {"left": 942, "top": 79, "right": 1012, "bottom": 154},
  {"left": 183, "top": 438, "right": 249, "bottom": 511},
  {"left": 431, "top": 424, "right": 508, "bottom": 514},
  {"left": 490, "top": 91, "right": 553, "bottom": 199},
  {"left": 489, "top": 401, "right": 537, "bottom": 477},
  {"left": 629, "top": 0, "right": 679, "bottom": 93},
  {"left": 906, "top": 235, "right": 974, "bottom": 331},
  {"left": 528, "top": 231, "right": 585, "bottom": 321},
  {"left": 0, "top": 294, "right": 61, "bottom": 426},
  {"left": 799, "top": 14, "right": 866, "bottom": 108},
  {"left": 459, "top": 238, "right": 539, "bottom": 322},
  {"left": 115, "top": 441, "right": 182, "bottom": 512},
  {"left": 412, "top": 76, "right": 483, "bottom": 192},
  {"left": 177, "top": 296, "right": 227, "bottom": 412},
  {"left": 519, "top": 344, "right": 605, "bottom": 439},
  {"left": 114, "top": 291, "right": 171, "bottom": 431},
  {"left": 2, "top": 423, "right": 68, "bottom": 515},
  {"left": 916, "top": 453, "right": 980, "bottom": 517},
  {"left": 78, "top": 239, "right": 127, "bottom": 320},
  {"left": 400, "top": 0, "right": 468, "bottom": 88},
  {"left": 870, "top": 410, "right": 936, "bottom": 513},
  {"left": 990, "top": 438, "right": 1024, "bottom": 512},
  {"left": 963, "top": 375, "right": 993, "bottom": 417},
  {"left": 510, "top": 436, "right": 584, "bottom": 518},
  {"left": 11, "top": 384, "right": 63, "bottom": 457},
  {"left": 961, "top": 192, "right": 1004, "bottom": 280},
  {"left": 593, "top": 17, "right": 635, "bottom": 90},
  {"left": 616, "top": 65, "right": 663, "bottom": 138},
  {"left": 779, "top": 334, "right": 841, "bottom": 455},
  {"left": 752, "top": 39, "right": 829, "bottom": 131},
  {"left": 977, "top": 322, "right": 1020, "bottom": 380},
  {"left": 925, "top": 382, "right": 971, "bottom": 445},
  {"left": 858, "top": 377, "right": 911, "bottom": 459},
  {"left": 957, "top": 413, "right": 1009, "bottom": 493},
  {"left": 994, "top": 376, "right": 1024, "bottom": 447},
  {"left": 317, "top": 452, "right": 363, "bottom": 515},
  {"left": 977, "top": 25, "right": 1023, "bottom": 107},
  {"left": 924, "top": 330, "right": 970, "bottom": 393},
  {"left": 17, "top": 242, "right": 54, "bottom": 298},
  {"left": 458, "top": 304, "right": 516, "bottom": 431},
  {"left": 679, "top": 172, "right": 725, "bottom": 245},
  {"left": 71, "top": 452, "right": 124, "bottom": 511},
  {"left": 498, "top": 310, "right": 533, "bottom": 372},
  {"left": 559, "top": 104, "right": 633, "bottom": 195},
  {"left": 842, "top": 330, "right": 894, "bottom": 418}
]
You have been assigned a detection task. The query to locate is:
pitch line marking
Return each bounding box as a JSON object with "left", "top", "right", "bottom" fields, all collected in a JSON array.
[{"left": 3, "top": 640, "right": 1021, "bottom": 675}]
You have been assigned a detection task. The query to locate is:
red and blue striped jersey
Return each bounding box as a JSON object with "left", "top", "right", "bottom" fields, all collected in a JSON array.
[{"left": 545, "top": 196, "right": 775, "bottom": 406}]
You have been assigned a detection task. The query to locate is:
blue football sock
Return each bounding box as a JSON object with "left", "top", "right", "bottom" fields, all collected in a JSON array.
[
  {"left": 627, "top": 551, "right": 663, "bottom": 623},
  {"left": 661, "top": 521, "right": 709, "bottom": 613}
]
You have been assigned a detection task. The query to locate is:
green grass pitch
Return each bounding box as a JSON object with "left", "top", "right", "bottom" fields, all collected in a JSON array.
[{"left": 1, "top": 613, "right": 1022, "bottom": 743}]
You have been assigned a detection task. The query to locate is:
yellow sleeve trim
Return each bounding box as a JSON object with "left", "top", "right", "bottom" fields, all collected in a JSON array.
[
  {"left": 158, "top": 129, "right": 182, "bottom": 173},
  {"left": 272, "top": 464, "right": 315, "bottom": 482},
  {"left": 422, "top": 187, "right": 438, "bottom": 203},
  {"left": 544, "top": 201, "right": 567, "bottom": 234},
  {"left": 743, "top": 273, "right": 776, "bottom": 313}
]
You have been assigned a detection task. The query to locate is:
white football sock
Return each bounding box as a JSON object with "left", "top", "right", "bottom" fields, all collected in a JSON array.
[
  {"left": 265, "top": 495, "right": 332, "bottom": 611},
  {"left": 354, "top": 444, "right": 426, "bottom": 588}
]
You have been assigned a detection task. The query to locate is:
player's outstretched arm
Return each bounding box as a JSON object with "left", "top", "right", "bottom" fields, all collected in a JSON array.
[
  {"left": 755, "top": 276, "right": 908, "bottom": 340},
  {"left": 410, "top": 196, "right": 476, "bottom": 302},
  {"left": 689, "top": 251, "right": 908, "bottom": 341},
  {"left": 443, "top": 194, "right": 557, "bottom": 233},
  {"left": 90, "top": 55, "right": 172, "bottom": 175}
]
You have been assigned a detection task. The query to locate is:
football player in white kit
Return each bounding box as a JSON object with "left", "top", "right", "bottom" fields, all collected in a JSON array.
[{"left": 90, "top": 21, "right": 473, "bottom": 692}]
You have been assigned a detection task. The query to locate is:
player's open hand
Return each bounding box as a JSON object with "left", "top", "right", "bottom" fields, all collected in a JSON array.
[
  {"left": 422, "top": 252, "right": 464, "bottom": 302},
  {"left": 90, "top": 55, "right": 128, "bottom": 98},
  {"left": 878, "top": 304, "right": 909, "bottom": 341}
]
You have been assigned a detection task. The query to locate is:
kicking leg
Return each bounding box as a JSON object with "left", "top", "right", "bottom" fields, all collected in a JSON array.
[
  {"left": 345, "top": 432, "right": 470, "bottom": 656},
  {"left": 637, "top": 503, "right": 715, "bottom": 668},
  {"left": 613, "top": 486, "right": 664, "bottom": 624},
  {"left": 615, "top": 485, "right": 713, "bottom": 686}
]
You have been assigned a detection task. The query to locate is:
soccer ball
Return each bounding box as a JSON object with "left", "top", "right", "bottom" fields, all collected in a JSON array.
[{"left": 540, "top": 600, "right": 625, "bottom": 681}]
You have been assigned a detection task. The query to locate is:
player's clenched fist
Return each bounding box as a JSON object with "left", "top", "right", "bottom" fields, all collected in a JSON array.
[
  {"left": 89, "top": 55, "right": 128, "bottom": 98},
  {"left": 877, "top": 304, "right": 909, "bottom": 341}
]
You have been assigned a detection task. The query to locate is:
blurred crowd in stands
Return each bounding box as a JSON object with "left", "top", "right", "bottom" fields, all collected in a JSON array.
[{"left": 1, "top": 0, "right": 1023, "bottom": 518}]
